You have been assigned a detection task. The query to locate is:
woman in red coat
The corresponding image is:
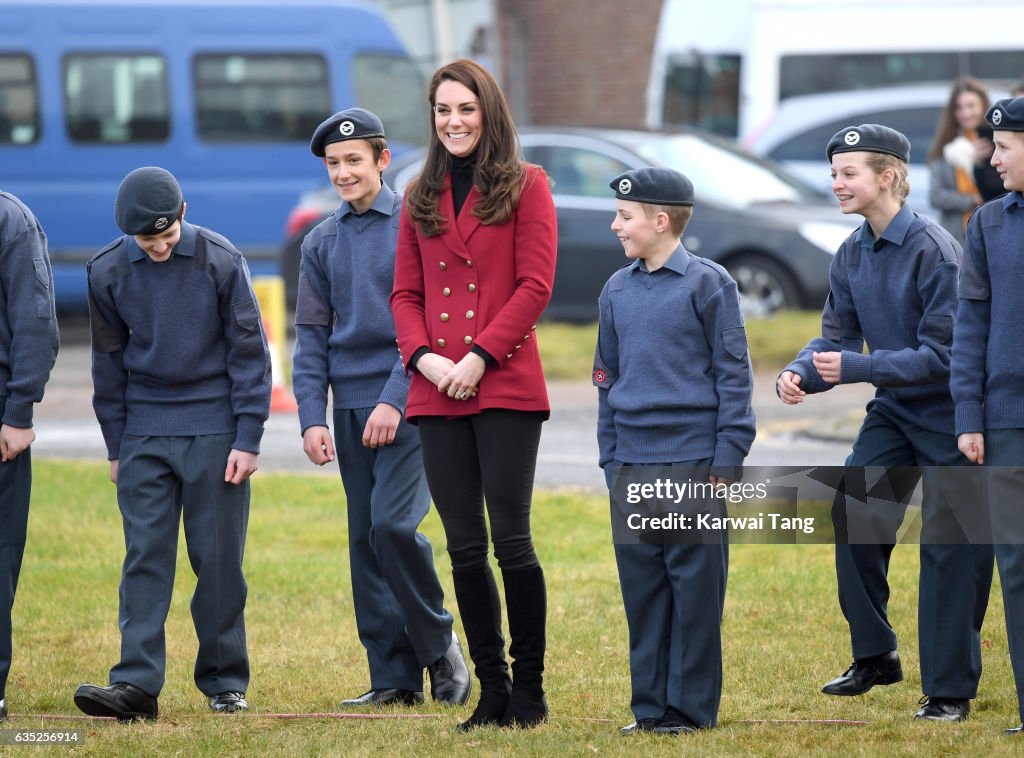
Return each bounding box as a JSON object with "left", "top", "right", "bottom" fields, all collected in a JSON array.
[{"left": 391, "top": 58, "right": 557, "bottom": 731}]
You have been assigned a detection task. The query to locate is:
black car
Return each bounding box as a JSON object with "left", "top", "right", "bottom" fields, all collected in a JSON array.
[{"left": 281, "top": 127, "right": 855, "bottom": 321}]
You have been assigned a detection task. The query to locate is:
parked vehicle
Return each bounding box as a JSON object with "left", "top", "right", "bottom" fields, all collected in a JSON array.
[
  {"left": 649, "top": 0, "right": 1024, "bottom": 139},
  {"left": 0, "top": 0, "right": 422, "bottom": 310},
  {"left": 281, "top": 127, "right": 855, "bottom": 322},
  {"left": 744, "top": 84, "right": 1011, "bottom": 217}
]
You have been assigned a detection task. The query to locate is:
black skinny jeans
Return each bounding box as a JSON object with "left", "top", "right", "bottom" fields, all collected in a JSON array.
[{"left": 418, "top": 409, "right": 544, "bottom": 572}]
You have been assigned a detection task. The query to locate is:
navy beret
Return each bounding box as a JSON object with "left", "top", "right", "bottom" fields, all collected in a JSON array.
[
  {"left": 609, "top": 167, "right": 694, "bottom": 206},
  {"left": 310, "top": 107, "right": 386, "bottom": 157},
  {"left": 114, "top": 167, "right": 184, "bottom": 236},
  {"left": 986, "top": 97, "right": 1024, "bottom": 132},
  {"left": 826, "top": 124, "right": 910, "bottom": 163}
]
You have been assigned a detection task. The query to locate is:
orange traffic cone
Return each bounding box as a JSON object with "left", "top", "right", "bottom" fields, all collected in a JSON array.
[{"left": 253, "top": 276, "right": 298, "bottom": 413}]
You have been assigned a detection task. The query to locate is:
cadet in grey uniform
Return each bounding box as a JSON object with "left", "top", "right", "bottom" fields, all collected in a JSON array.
[
  {"left": 594, "top": 167, "right": 756, "bottom": 735},
  {"left": 0, "top": 192, "right": 59, "bottom": 722},
  {"left": 952, "top": 97, "right": 1024, "bottom": 735},
  {"left": 292, "top": 108, "right": 470, "bottom": 709},
  {"left": 74, "top": 167, "right": 271, "bottom": 721},
  {"left": 779, "top": 125, "right": 993, "bottom": 722}
]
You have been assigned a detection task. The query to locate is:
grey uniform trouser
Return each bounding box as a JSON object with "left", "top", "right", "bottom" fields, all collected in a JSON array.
[
  {"left": 0, "top": 447, "right": 31, "bottom": 700},
  {"left": 333, "top": 408, "right": 452, "bottom": 692},
  {"left": 109, "top": 434, "right": 249, "bottom": 697}
]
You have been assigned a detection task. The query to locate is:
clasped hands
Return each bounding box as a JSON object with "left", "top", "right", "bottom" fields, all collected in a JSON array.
[{"left": 417, "top": 351, "right": 485, "bottom": 401}]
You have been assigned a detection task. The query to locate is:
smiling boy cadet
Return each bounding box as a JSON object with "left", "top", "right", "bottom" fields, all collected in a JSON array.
[
  {"left": 292, "top": 108, "right": 470, "bottom": 709},
  {"left": 75, "top": 166, "right": 271, "bottom": 720},
  {"left": 593, "top": 167, "right": 755, "bottom": 735},
  {"left": 952, "top": 96, "right": 1024, "bottom": 735},
  {"left": 0, "top": 192, "right": 59, "bottom": 722}
]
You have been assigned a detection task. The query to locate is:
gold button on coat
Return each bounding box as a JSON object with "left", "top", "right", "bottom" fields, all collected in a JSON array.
[
  {"left": 465, "top": 260, "right": 473, "bottom": 268},
  {"left": 464, "top": 336, "right": 473, "bottom": 344},
  {"left": 443, "top": 287, "right": 451, "bottom": 296},
  {"left": 467, "top": 283, "right": 476, "bottom": 293},
  {"left": 439, "top": 261, "right": 447, "bottom": 271},
  {"left": 466, "top": 310, "right": 474, "bottom": 319},
  {"left": 440, "top": 313, "right": 449, "bottom": 322},
  {"left": 437, "top": 338, "right": 446, "bottom": 348}
]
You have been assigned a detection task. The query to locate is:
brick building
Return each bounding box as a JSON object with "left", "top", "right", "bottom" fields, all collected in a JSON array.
[{"left": 495, "top": 0, "right": 663, "bottom": 127}]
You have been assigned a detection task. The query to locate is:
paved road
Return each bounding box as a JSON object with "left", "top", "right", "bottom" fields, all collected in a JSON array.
[{"left": 32, "top": 324, "right": 875, "bottom": 493}]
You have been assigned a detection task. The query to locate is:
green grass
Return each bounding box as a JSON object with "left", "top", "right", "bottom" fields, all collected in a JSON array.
[
  {"left": 538, "top": 310, "right": 824, "bottom": 381},
  {"left": 7, "top": 460, "right": 1021, "bottom": 755}
]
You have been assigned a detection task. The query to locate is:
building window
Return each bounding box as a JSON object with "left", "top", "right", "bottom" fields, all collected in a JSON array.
[
  {"left": 662, "top": 54, "right": 741, "bottom": 137},
  {"left": 64, "top": 54, "right": 169, "bottom": 143},
  {"left": 0, "top": 54, "right": 39, "bottom": 144},
  {"left": 352, "top": 54, "right": 425, "bottom": 146},
  {"left": 194, "top": 54, "right": 329, "bottom": 142}
]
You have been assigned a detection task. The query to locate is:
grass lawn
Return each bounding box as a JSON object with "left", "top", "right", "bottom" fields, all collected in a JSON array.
[
  {"left": 7, "top": 460, "right": 1021, "bottom": 756},
  {"left": 538, "top": 310, "right": 825, "bottom": 382}
]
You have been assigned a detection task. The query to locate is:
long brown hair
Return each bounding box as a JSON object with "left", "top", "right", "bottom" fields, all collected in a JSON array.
[
  {"left": 928, "top": 76, "right": 990, "bottom": 161},
  {"left": 405, "top": 59, "right": 526, "bottom": 237}
]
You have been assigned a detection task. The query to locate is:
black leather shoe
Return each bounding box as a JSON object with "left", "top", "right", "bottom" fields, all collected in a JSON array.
[
  {"left": 656, "top": 706, "right": 697, "bottom": 735},
  {"left": 340, "top": 688, "right": 424, "bottom": 707},
  {"left": 209, "top": 692, "right": 248, "bottom": 713},
  {"left": 74, "top": 682, "right": 158, "bottom": 721},
  {"left": 427, "top": 631, "right": 472, "bottom": 705},
  {"left": 0, "top": 697, "right": 7, "bottom": 721},
  {"left": 620, "top": 718, "right": 659, "bottom": 734},
  {"left": 1006, "top": 724, "right": 1023, "bottom": 735},
  {"left": 821, "top": 651, "right": 903, "bottom": 696},
  {"left": 914, "top": 697, "right": 970, "bottom": 722}
]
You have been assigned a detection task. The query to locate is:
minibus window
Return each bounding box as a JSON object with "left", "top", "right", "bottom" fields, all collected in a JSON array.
[
  {"left": 661, "top": 54, "right": 741, "bottom": 138},
  {"left": 194, "top": 54, "right": 330, "bottom": 142},
  {"left": 64, "top": 54, "right": 169, "bottom": 143},
  {"left": 779, "top": 50, "right": 1024, "bottom": 102},
  {"left": 352, "top": 55, "right": 425, "bottom": 146},
  {"left": 0, "top": 55, "right": 39, "bottom": 144}
]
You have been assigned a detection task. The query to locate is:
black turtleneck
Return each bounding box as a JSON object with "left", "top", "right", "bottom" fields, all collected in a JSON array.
[{"left": 450, "top": 154, "right": 475, "bottom": 218}]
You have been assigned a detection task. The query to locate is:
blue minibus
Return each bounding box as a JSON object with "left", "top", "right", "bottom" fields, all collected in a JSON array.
[{"left": 0, "top": 0, "right": 423, "bottom": 309}]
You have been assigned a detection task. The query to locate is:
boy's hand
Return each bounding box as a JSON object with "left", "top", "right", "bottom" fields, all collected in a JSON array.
[
  {"left": 302, "top": 426, "right": 335, "bottom": 466},
  {"left": 709, "top": 475, "right": 734, "bottom": 487},
  {"left": 225, "top": 449, "right": 259, "bottom": 484},
  {"left": 363, "top": 403, "right": 400, "bottom": 448},
  {"left": 110, "top": 459, "right": 119, "bottom": 484},
  {"left": 0, "top": 424, "right": 35, "bottom": 462},
  {"left": 416, "top": 353, "right": 456, "bottom": 387},
  {"left": 812, "top": 351, "right": 842, "bottom": 384},
  {"left": 958, "top": 433, "right": 985, "bottom": 465},
  {"left": 777, "top": 371, "right": 805, "bottom": 404},
  {"left": 438, "top": 353, "right": 485, "bottom": 400}
]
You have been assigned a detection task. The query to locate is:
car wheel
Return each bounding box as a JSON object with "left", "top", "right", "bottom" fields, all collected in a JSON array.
[
  {"left": 280, "top": 220, "right": 321, "bottom": 312},
  {"left": 726, "top": 254, "right": 802, "bottom": 318}
]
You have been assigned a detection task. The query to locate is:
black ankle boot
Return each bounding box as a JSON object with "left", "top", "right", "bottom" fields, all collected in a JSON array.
[
  {"left": 499, "top": 565, "right": 548, "bottom": 729},
  {"left": 452, "top": 566, "right": 513, "bottom": 731}
]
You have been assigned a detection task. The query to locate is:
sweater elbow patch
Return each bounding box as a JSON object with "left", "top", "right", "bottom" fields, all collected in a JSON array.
[
  {"left": 721, "top": 327, "right": 748, "bottom": 360},
  {"left": 32, "top": 257, "right": 52, "bottom": 318},
  {"left": 231, "top": 298, "right": 263, "bottom": 356},
  {"left": 923, "top": 313, "right": 953, "bottom": 345},
  {"left": 294, "top": 269, "right": 331, "bottom": 326}
]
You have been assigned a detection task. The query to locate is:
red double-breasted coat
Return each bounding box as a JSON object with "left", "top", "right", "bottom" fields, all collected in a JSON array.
[{"left": 391, "top": 165, "right": 557, "bottom": 422}]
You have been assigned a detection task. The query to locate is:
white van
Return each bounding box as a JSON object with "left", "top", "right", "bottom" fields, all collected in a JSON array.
[{"left": 647, "top": 0, "right": 1024, "bottom": 139}]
